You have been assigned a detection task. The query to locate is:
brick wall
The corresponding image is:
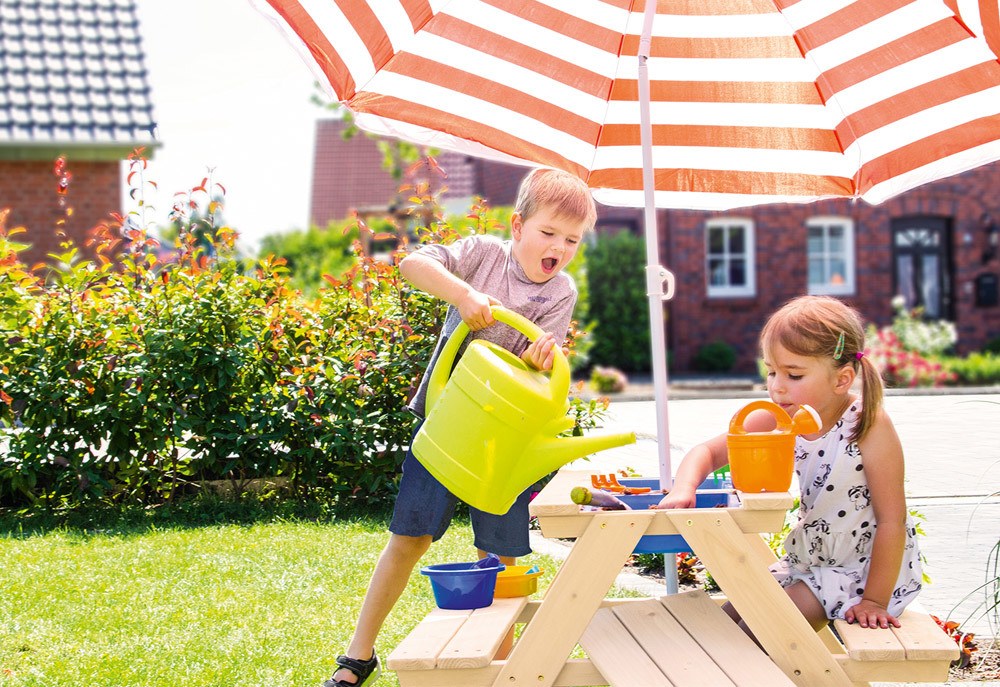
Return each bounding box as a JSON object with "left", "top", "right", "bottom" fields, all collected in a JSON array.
[
  {"left": 662, "top": 165, "right": 1000, "bottom": 373},
  {"left": 311, "top": 119, "right": 527, "bottom": 226},
  {"left": 0, "top": 159, "right": 120, "bottom": 268}
]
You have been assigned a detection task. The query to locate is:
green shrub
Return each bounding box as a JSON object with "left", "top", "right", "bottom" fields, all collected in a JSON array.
[
  {"left": 0, "top": 166, "right": 612, "bottom": 510},
  {"left": 984, "top": 336, "right": 1000, "bottom": 355},
  {"left": 585, "top": 231, "right": 649, "bottom": 372},
  {"left": 0, "top": 175, "right": 445, "bottom": 508},
  {"left": 938, "top": 352, "right": 1000, "bottom": 386},
  {"left": 257, "top": 220, "right": 360, "bottom": 295},
  {"left": 693, "top": 340, "right": 736, "bottom": 372}
]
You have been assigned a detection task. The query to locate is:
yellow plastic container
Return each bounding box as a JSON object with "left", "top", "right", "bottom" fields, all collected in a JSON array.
[
  {"left": 412, "top": 307, "right": 635, "bottom": 515},
  {"left": 727, "top": 400, "right": 821, "bottom": 493},
  {"left": 494, "top": 565, "right": 543, "bottom": 598}
]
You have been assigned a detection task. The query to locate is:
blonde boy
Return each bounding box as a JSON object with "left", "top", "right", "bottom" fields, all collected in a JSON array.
[{"left": 324, "top": 168, "right": 597, "bottom": 687}]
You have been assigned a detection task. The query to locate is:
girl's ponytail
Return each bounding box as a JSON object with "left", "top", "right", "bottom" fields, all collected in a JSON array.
[{"left": 852, "top": 353, "right": 883, "bottom": 444}]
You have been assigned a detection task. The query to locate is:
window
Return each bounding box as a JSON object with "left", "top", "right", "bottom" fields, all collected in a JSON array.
[
  {"left": 807, "top": 216, "right": 855, "bottom": 295},
  {"left": 705, "top": 218, "right": 755, "bottom": 297}
]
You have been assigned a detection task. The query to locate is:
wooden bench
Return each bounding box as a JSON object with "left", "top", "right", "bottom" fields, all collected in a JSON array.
[
  {"left": 387, "top": 592, "right": 958, "bottom": 687},
  {"left": 829, "top": 605, "right": 959, "bottom": 686}
]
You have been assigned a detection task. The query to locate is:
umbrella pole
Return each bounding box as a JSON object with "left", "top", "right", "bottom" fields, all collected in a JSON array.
[{"left": 638, "top": 1, "right": 679, "bottom": 594}]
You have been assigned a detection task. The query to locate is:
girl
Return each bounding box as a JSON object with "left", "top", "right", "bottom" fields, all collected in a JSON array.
[{"left": 655, "top": 296, "right": 921, "bottom": 632}]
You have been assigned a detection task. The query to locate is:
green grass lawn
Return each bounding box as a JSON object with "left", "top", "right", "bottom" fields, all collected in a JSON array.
[{"left": 0, "top": 500, "right": 633, "bottom": 686}]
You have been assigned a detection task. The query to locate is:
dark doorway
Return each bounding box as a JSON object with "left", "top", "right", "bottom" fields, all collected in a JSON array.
[{"left": 891, "top": 216, "right": 954, "bottom": 320}]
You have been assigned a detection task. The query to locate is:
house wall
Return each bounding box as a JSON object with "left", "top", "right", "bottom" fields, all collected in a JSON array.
[
  {"left": 663, "top": 165, "right": 1000, "bottom": 374},
  {"left": 0, "top": 159, "right": 120, "bottom": 268}
]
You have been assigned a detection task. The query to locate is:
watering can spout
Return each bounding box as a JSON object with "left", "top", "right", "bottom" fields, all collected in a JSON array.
[{"left": 527, "top": 431, "right": 637, "bottom": 475}]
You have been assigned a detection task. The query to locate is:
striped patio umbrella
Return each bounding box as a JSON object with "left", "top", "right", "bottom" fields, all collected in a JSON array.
[{"left": 254, "top": 0, "right": 1000, "bottom": 511}]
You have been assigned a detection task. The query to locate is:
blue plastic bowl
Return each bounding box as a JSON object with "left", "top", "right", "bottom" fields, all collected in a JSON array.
[
  {"left": 619, "top": 478, "right": 731, "bottom": 554},
  {"left": 421, "top": 561, "right": 506, "bottom": 610}
]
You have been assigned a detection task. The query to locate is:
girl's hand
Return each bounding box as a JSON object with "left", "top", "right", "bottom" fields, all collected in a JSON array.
[
  {"left": 651, "top": 485, "right": 696, "bottom": 509},
  {"left": 521, "top": 332, "right": 557, "bottom": 371},
  {"left": 844, "top": 599, "right": 901, "bottom": 629}
]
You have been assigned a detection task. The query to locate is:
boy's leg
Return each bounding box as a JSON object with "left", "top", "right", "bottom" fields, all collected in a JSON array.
[
  {"left": 469, "top": 488, "right": 533, "bottom": 660},
  {"left": 329, "top": 443, "right": 457, "bottom": 684},
  {"left": 332, "top": 533, "right": 432, "bottom": 685}
]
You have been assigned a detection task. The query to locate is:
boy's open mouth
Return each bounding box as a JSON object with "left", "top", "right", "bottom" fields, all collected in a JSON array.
[{"left": 542, "top": 257, "right": 558, "bottom": 272}]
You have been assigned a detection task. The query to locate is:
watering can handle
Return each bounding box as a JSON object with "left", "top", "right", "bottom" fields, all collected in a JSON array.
[
  {"left": 728, "top": 400, "right": 793, "bottom": 435},
  {"left": 425, "top": 306, "right": 571, "bottom": 412}
]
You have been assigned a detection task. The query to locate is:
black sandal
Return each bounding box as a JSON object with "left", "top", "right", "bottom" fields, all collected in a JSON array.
[{"left": 322, "top": 650, "right": 380, "bottom": 687}]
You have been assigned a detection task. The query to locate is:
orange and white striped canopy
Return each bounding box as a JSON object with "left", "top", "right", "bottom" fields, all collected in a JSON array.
[{"left": 257, "top": 0, "right": 1000, "bottom": 211}]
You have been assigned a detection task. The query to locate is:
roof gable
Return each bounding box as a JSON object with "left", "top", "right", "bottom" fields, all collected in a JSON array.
[{"left": 0, "top": 0, "right": 158, "bottom": 156}]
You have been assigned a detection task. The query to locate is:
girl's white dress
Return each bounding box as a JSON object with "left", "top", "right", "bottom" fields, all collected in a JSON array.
[{"left": 770, "top": 400, "right": 923, "bottom": 620}]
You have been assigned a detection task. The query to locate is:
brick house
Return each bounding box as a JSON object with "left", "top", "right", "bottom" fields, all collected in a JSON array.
[
  {"left": 311, "top": 118, "right": 1000, "bottom": 373},
  {"left": 0, "top": 0, "right": 158, "bottom": 268}
]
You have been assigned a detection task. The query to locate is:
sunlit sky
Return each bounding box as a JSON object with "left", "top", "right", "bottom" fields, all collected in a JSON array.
[{"left": 132, "top": 0, "right": 326, "bottom": 253}]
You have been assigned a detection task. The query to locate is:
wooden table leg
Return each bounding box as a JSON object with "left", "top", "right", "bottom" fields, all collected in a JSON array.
[
  {"left": 665, "top": 509, "right": 852, "bottom": 687},
  {"left": 494, "top": 510, "right": 656, "bottom": 687}
]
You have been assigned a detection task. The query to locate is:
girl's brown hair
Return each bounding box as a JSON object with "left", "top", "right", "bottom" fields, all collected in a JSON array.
[{"left": 760, "top": 295, "right": 882, "bottom": 443}]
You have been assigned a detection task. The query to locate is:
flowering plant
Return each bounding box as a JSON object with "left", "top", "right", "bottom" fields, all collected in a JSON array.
[
  {"left": 864, "top": 297, "right": 957, "bottom": 387},
  {"left": 865, "top": 327, "right": 956, "bottom": 387},
  {"left": 887, "top": 295, "right": 957, "bottom": 356}
]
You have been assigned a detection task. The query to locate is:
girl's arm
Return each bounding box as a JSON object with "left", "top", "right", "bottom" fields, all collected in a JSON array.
[
  {"left": 844, "top": 409, "right": 908, "bottom": 629},
  {"left": 652, "top": 407, "right": 778, "bottom": 508},
  {"left": 652, "top": 434, "right": 728, "bottom": 508}
]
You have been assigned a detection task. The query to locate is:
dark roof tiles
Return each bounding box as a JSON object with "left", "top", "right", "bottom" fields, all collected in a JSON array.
[{"left": 0, "top": 0, "right": 157, "bottom": 146}]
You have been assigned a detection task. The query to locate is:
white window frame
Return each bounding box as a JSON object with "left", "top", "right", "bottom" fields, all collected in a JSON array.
[
  {"left": 705, "top": 218, "right": 756, "bottom": 298},
  {"left": 806, "top": 215, "right": 856, "bottom": 296}
]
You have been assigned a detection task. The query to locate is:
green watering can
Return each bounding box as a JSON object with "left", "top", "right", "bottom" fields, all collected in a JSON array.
[{"left": 412, "top": 307, "right": 636, "bottom": 515}]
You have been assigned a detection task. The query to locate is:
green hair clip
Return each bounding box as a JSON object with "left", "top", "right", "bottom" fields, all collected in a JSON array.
[{"left": 833, "top": 332, "right": 846, "bottom": 360}]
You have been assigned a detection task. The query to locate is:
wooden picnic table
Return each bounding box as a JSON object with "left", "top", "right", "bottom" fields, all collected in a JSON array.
[{"left": 388, "top": 468, "right": 956, "bottom": 687}]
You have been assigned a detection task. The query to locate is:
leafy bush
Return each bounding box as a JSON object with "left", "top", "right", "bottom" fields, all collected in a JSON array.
[
  {"left": 586, "top": 231, "right": 650, "bottom": 372},
  {"left": 257, "top": 220, "right": 360, "bottom": 296},
  {"left": 938, "top": 352, "right": 1000, "bottom": 386},
  {"left": 984, "top": 336, "right": 1000, "bottom": 355},
  {"left": 0, "top": 159, "right": 449, "bottom": 508},
  {"left": 693, "top": 339, "right": 736, "bottom": 372}
]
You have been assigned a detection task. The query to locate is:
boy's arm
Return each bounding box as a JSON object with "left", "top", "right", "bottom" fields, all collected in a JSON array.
[{"left": 399, "top": 251, "right": 500, "bottom": 330}]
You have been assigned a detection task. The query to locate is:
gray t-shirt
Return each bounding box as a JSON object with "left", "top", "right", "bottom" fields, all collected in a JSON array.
[{"left": 408, "top": 234, "right": 578, "bottom": 417}]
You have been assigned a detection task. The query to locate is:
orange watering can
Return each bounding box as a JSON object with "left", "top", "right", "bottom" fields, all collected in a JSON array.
[
  {"left": 727, "top": 400, "right": 821, "bottom": 493},
  {"left": 412, "top": 307, "right": 636, "bottom": 515}
]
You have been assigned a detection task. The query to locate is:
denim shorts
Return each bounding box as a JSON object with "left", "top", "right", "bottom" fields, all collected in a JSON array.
[{"left": 389, "top": 427, "right": 532, "bottom": 558}]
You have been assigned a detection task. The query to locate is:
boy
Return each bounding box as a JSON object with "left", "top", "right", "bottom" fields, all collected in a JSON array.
[{"left": 324, "top": 167, "right": 597, "bottom": 687}]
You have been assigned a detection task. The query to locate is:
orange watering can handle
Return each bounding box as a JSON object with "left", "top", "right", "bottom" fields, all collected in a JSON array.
[
  {"left": 425, "top": 306, "right": 570, "bottom": 412},
  {"left": 728, "top": 400, "right": 793, "bottom": 435}
]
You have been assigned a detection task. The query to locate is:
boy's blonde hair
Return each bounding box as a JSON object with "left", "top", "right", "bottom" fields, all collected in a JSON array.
[
  {"left": 760, "top": 295, "right": 883, "bottom": 443},
  {"left": 514, "top": 168, "right": 597, "bottom": 233}
]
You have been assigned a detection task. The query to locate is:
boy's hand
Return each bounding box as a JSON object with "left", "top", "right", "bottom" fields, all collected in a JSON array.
[
  {"left": 458, "top": 291, "right": 501, "bottom": 331},
  {"left": 650, "top": 485, "right": 697, "bottom": 509},
  {"left": 521, "top": 332, "right": 558, "bottom": 371}
]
